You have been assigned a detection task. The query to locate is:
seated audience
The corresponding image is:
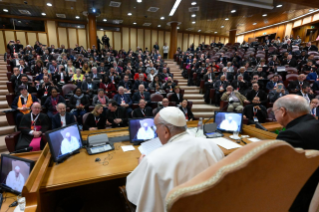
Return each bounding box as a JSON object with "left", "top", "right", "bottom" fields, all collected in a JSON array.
[
  {"left": 133, "top": 74, "right": 149, "bottom": 90},
  {"left": 170, "top": 86, "right": 183, "bottom": 105},
  {"left": 81, "top": 77, "right": 98, "bottom": 98},
  {"left": 126, "top": 107, "right": 224, "bottom": 212},
  {"left": 288, "top": 74, "right": 307, "bottom": 93},
  {"left": 52, "top": 103, "right": 76, "bottom": 129},
  {"left": 113, "top": 86, "right": 133, "bottom": 116},
  {"left": 83, "top": 104, "right": 106, "bottom": 130},
  {"left": 132, "top": 84, "right": 151, "bottom": 104},
  {"left": 310, "top": 98, "right": 319, "bottom": 119},
  {"left": 99, "top": 76, "right": 117, "bottom": 98},
  {"left": 214, "top": 75, "right": 229, "bottom": 106},
  {"left": 221, "top": 86, "right": 249, "bottom": 112},
  {"left": 17, "top": 102, "right": 50, "bottom": 150},
  {"left": 179, "top": 99, "right": 194, "bottom": 121},
  {"left": 246, "top": 83, "right": 268, "bottom": 106},
  {"left": 154, "top": 98, "right": 169, "bottom": 115},
  {"left": 297, "top": 84, "right": 314, "bottom": 104},
  {"left": 15, "top": 75, "right": 36, "bottom": 95},
  {"left": 69, "top": 88, "right": 90, "bottom": 125},
  {"left": 71, "top": 69, "right": 85, "bottom": 85},
  {"left": 243, "top": 96, "right": 267, "bottom": 124},
  {"left": 268, "top": 83, "right": 289, "bottom": 102},
  {"left": 266, "top": 74, "right": 282, "bottom": 90},
  {"left": 132, "top": 99, "right": 153, "bottom": 118},
  {"left": 118, "top": 75, "right": 132, "bottom": 91},
  {"left": 106, "top": 100, "right": 128, "bottom": 128},
  {"left": 231, "top": 74, "right": 249, "bottom": 95},
  {"left": 162, "top": 77, "right": 176, "bottom": 91},
  {"left": 43, "top": 88, "right": 66, "bottom": 119}
]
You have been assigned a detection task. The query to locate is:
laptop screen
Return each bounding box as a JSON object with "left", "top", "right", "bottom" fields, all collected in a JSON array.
[
  {"left": 214, "top": 111, "right": 243, "bottom": 133},
  {"left": 129, "top": 118, "right": 158, "bottom": 143}
]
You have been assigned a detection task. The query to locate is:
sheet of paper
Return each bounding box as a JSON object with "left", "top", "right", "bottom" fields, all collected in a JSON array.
[
  {"left": 138, "top": 137, "right": 162, "bottom": 155},
  {"left": 248, "top": 137, "right": 262, "bottom": 142},
  {"left": 121, "top": 145, "right": 135, "bottom": 152},
  {"left": 211, "top": 137, "right": 242, "bottom": 150}
]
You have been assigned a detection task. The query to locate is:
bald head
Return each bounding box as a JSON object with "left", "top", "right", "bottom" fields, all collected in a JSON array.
[
  {"left": 31, "top": 102, "right": 41, "bottom": 115},
  {"left": 273, "top": 95, "right": 310, "bottom": 127}
]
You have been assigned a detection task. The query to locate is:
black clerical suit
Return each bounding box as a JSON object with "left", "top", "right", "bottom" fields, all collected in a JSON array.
[
  {"left": 231, "top": 80, "right": 249, "bottom": 96},
  {"left": 170, "top": 93, "right": 184, "bottom": 105},
  {"left": 52, "top": 112, "right": 76, "bottom": 129},
  {"left": 277, "top": 114, "right": 319, "bottom": 212},
  {"left": 214, "top": 80, "right": 229, "bottom": 105},
  {"left": 106, "top": 106, "right": 128, "bottom": 128},
  {"left": 17, "top": 113, "right": 51, "bottom": 150},
  {"left": 243, "top": 104, "right": 267, "bottom": 124},
  {"left": 83, "top": 113, "right": 106, "bottom": 130},
  {"left": 246, "top": 89, "right": 268, "bottom": 106},
  {"left": 132, "top": 107, "right": 153, "bottom": 118}
]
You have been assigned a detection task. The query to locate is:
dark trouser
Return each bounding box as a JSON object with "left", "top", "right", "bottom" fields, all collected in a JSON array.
[
  {"left": 15, "top": 112, "right": 24, "bottom": 127},
  {"left": 215, "top": 91, "right": 224, "bottom": 106},
  {"left": 164, "top": 53, "right": 168, "bottom": 59},
  {"left": 72, "top": 109, "right": 86, "bottom": 125},
  {"left": 204, "top": 83, "right": 214, "bottom": 103}
]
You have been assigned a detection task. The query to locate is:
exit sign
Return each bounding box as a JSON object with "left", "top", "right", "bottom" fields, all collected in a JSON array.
[{"left": 311, "top": 26, "right": 315, "bottom": 29}]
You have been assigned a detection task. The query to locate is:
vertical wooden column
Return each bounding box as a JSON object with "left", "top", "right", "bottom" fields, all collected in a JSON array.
[
  {"left": 169, "top": 22, "right": 178, "bottom": 59},
  {"left": 88, "top": 14, "right": 97, "bottom": 48},
  {"left": 229, "top": 30, "right": 237, "bottom": 44}
]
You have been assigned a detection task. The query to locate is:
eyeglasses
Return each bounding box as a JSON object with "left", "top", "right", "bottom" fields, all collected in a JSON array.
[{"left": 272, "top": 107, "right": 281, "bottom": 113}]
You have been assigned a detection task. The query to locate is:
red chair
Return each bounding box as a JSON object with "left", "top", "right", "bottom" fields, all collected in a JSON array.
[
  {"left": 5, "top": 132, "right": 48, "bottom": 152},
  {"left": 266, "top": 108, "right": 276, "bottom": 122},
  {"left": 61, "top": 84, "right": 77, "bottom": 98},
  {"left": 286, "top": 74, "right": 298, "bottom": 81},
  {"left": 220, "top": 101, "right": 228, "bottom": 111},
  {"left": 167, "top": 93, "right": 174, "bottom": 101},
  {"left": 150, "top": 93, "right": 163, "bottom": 102},
  {"left": 7, "top": 72, "right": 12, "bottom": 81},
  {"left": 286, "top": 67, "right": 298, "bottom": 74},
  {"left": 267, "top": 74, "right": 282, "bottom": 81},
  {"left": 200, "top": 80, "right": 205, "bottom": 93},
  {"left": 6, "top": 82, "right": 14, "bottom": 93},
  {"left": 82, "top": 112, "right": 90, "bottom": 126},
  {"left": 209, "top": 89, "right": 215, "bottom": 104}
]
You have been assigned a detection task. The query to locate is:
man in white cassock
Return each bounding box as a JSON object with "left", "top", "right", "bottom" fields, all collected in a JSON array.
[
  {"left": 136, "top": 122, "right": 156, "bottom": 140},
  {"left": 219, "top": 116, "right": 239, "bottom": 131},
  {"left": 60, "top": 132, "right": 80, "bottom": 155},
  {"left": 6, "top": 166, "right": 25, "bottom": 192},
  {"left": 126, "top": 107, "right": 224, "bottom": 212}
]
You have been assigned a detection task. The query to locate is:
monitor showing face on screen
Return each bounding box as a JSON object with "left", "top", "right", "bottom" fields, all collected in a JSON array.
[
  {"left": 0, "top": 154, "right": 35, "bottom": 192},
  {"left": 46, "top": 123, "right": 83, "bottom": 162},
  {"left": 129, "top": 118, "right": 158, "bottom": 143},
  {"left": 214, "top": 112, "right": 243, "bottom": 133}
]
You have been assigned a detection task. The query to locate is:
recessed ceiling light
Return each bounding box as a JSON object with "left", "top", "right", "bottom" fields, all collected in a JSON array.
[
  {"left": 191, "top": 14, "right": 196, "bottom": 17},
  {"left": 214, "top": 32, "right": 218, "bottom": 33},
  {"left": 100, "top": 28, "right": 103, "bottom": 30},
  {"left": 225, "top": 18, "right": 229, "bottom": 20},
  {"left": 128, "top": 13, "right": 132, "bottom": 16},
  {"left": 78, "top": 26, "right": 80, "bottom": 28},
  {"left": 253, "top": 23, "right": 257, "bottom": 25},
  {"left": 231, "top": 10, "right": 236, "bottom": 13},
  {"left": 192, "top": 21, "right": 196, "bottom": 24},
  {"left": 276, "top": 5, "right": 282, "bottom": 7},
  {"left": 103, "top": 19, "right": 107, "bottom": 21},
  {"left": 41, "top": 13, "right": 46, "bottom": 16},
  {"left": 46, "top": 3, "right": 52, "bottom": 6},
  {"left": 133, "top": 22, "right": 137, "bottom": 24},
  {"left": 160, "top": 17, "right": 165, "bottom": 19},
  {"left": 3, "top": 9, "right": 8, "bottom": 12},
  {"left": 309, "top": 9, "right": 314, "bottom": 12},
  {"left": 198, "top": 30, "right": 201, "bottom": 32},
  {"left": 191, "top": 2, "right": 197, "bottom": 5},
  {"left": 75, "top": 16, "right": 80, "bottom": 19},
  {"left": 177, "top": 27, "right": 180, "bottom": 29},
  {"left": 221, "top": 26, "right": 224, "bottom": 28},
  {"left": 18, "top": 21, "right": 21, "bottom": 23},
  {"left": 158, "top": 25, "right": 161, "bottom": 27},
  {"left": 137, "top": 0, "right": 142, "bottom": 2},
  {"left": 262, "top": 14, "right": 267, "bottom": 16},
  {"left": 71, "top": 7, "right": 74, "bottom": 9}
]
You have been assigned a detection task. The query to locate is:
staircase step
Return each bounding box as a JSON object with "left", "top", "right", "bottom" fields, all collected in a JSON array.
[
  {"left": 184, "top": 94, "right": 204, "bottom": 99},
  {"left": 178, "top": 82, "right": 187, "bottom": 86},
  {"left": 193, "top": 112, "right": 215, "bottom": 119},
  {"left": 0, "top": 90, "right": 8, "bottom": 95},
  {"left": 190, "top": 99, "right": 206, "bottom": 104},
  {"left": 179, "top": 86, "right": 200, "bottom": 91},
  {"left": 192, "top": 104, "right": 219, "bottom": 112},
  {"left": 0, "top": 96, "right": 6, "bottom": 101},
  {"left": 0, "top": 116, "right": 8, "bottom": 127},
  {"left": 0, "top": 135, "right": 8, "bottom": 152},
  {"left": 0, "top": 77, "right": 8, "bottom": 81},
  {"left": 0, "top": 101, "right": 9, "bottom": 109},
  {"left": 184, "top": 89, "right": 200, "bottom": 94},
  {"left": 0, "top": 126, "right": 15, "bottom": 136},
  {"left": 0, "top": 108, "right": 11, "bottom": 115},
  {"left": 0, "top": 85, "right": 7, "bottom": 89}
]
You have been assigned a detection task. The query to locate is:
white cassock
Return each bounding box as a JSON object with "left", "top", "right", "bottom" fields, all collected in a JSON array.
[
  {"left": 126, "top": 131, "right": 224, "bottom": 212},
  {"left": 60, "top": 136, "right": 80, "bottom": 155},
  {"left": 136, "top": 127, "right": 155, "bottom": 140},
  {"left": 219, "top": 120, "right": 239, "bottom": 131},
  {"left": 6, "top": 171, "right": 25, "bottom": 192}
]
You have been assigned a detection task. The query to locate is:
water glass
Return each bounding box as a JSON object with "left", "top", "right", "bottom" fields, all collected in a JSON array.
[
  {"left": 233, "top": 131, "right": 239, "bottom": 138},
  {"left": 17, "top": 195, "right": 26, "bottom": 211}
]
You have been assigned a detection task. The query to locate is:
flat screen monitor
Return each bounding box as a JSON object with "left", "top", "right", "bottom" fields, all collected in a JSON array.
[
  {"left": 129, "top": 117, "right": 158, "bottom": 143},
  {"left": 0, "top": 154, "right": 35, "bottom": 193},
  {"left": 214, "top": 111, "right": 243, "bottom": 133},
  {"left": 46, "top": 123, "right": 83, "bottom": 162}
]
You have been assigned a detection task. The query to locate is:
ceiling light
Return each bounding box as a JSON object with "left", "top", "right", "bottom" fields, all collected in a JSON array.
[
  {"left": 100, "top": 28, "right": 103, "bottom": 30},
  {"left": 78, "top": 26, "right": 80, "bottom": 28},
  {"left": 225, "top": 18, "right": 229, "bottom": 20},
  {"left": 160, "top": 17, "right": 165, "bottom": 19},
  {"left": 169, "top": 0, "right": 182, "bottom": 16},
  {"left": 191, "top": 2, "right": 197, "bottom": 5},
  {"left": 276, "top": 5, "right": 282, "bottom": 7},
  {"left": 217, "top": 0, "right": 273, "bottom": 9},
  {"left": 137, "top": 0, "right": 142, "bottom": 2},
  {"left": 103, "top": 19, "right": 107, "bottom": 21},
  {"left": 253, "top": 23, "right": 257, "bottom": 25},
  {"left": 221, "top": 26, "right": 224, "bottom": 28},
  {"left": 133, "top": 22, "right": 137, "bottom": 24},
  {"left": 46, "top": 3, "right": 52, "bottom": 6},
  {"left": 41, "top": 13, "right": 46, "bottom": 16},
  {"left": 128, "top": 13, "right": 132, "bottom": 16},
  {"left": 158, "top": 25, "right": 161, "bottom": 27},
  {"left": 191, "top": 14, "right": 196, "bottom": 17},
  {"left": 192, "top": 21, "right": 196, "bottom": 24},
  {"left": 18, "top": 21, "right": 21, "bottom": 23},
  {"left": 231, "top": 10, "right": 236, "bottom": 13},
  {"left": 214, "top": 32, "right": 218, "bottom": 33},
  {"left": 177, "top": 27, "right": 180, "bottom": 29},
  {"left": 75, "top": 16, "right": 80, "bottom": 19},
  {"left": 198, "top": 30, "right": 201, "bottom": 32},
  {"left": 92, "top": 9, "right": 96, "bottom": 12},
  {"left": 3, "top": 9, "right": 8, "bottom": 12},
  {"left": 262, "top": 14, "right": 267, "bottom": 16},
  {"left": 309, "top": 9, "right": 314, "bottom": 12}
]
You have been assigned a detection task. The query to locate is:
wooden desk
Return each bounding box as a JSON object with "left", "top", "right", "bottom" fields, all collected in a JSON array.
[{"left": 250, "top": 122, "right": 283, "bottom": 132}]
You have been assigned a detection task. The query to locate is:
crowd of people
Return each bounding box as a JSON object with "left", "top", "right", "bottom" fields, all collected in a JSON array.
[{"left": 176, "top": 35, "right": 319, "bottom": 124}]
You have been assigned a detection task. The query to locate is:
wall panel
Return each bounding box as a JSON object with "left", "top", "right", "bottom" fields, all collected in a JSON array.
[
  {"left": 194, "top": 35, "right": 199, "bottom": 47},
  {"left": 182, "top": 34, "right": 188, "bottom": 52},
  {"left": 122, "top": 27, "right": 129, "bottom": 51},
  {"left": 114, "top": 32, "right": 121, "bottom": 50},
  {"left": 303, "top": 16, "right": 312, "bottom": 25},
  {"left": 58, "top": 28, "right": 68, "bottom": 48},
  {"left": 130, "top": 28, "right": 137, "bottom": 51},
  {"left": 158, "top": 31, "right": 164, "bottom": 55},
  {"left": 0, "top": 32, "right": 5, "bottom": 54},
  {"left": 16, "top": 32, "right": 26, "bottom": 47},
  {"left": 293, "top": 20, "right": 301, "bottom": 28},
  {"left": 27, "top": 32, "right": 37, "bottom": 49},
  {"left": 5, "top": 31, "right": 15, "bottom": 44},
  {"left": 78, "top": 29, "right": 87, "bottom": 49},
  {"left": 220, "top": 37, "right": 225, "bottom": 43},
  {"left": 152, "top": 30, "right": 158, "bottom": 48},
  {"left": 138, "top": 29, "right": 144, "bottom": 50},
  {"left": 205, "top": 35, "right": 210, "bottom": 44},
  {"left": 285, "top": 23, "right": 293, "bottom": 37},
  {"left": 104, "top": 31, "right": 113, "bottom": 48},
  {"left": 97, "top": 30, "right": 104, "bottom": 44},
  {"left": 177, "top": 33, "right": 183, "bottom": 49},
  {"left": 236, "top": 35, "right": 244, "bottom": 43},
  {"left": 189, "top": 34, "right": 194, "bottom": 47},
  {"left": 68, "top": 29, "right": 77, "bottom": 49},
  {"left": 145, "top": 30, "right": 151, "bottom": 50},
  {"left": 47, "top": 20, "right": 57, "bottom": 47},
  {"left": 224, "top": 38, "right": 229, "bottom": 44},
  {"left": 165, "top": 32, "right": 170, "bottom": 50},
  {"left": 38, "top": 33, "right": 47, "bottom": 45},
  {"left": 215, "top": 37, "right": 220, "bottom": 42},
  {"left": 313, "top": 13, "right": 319, "bottom": 22}
]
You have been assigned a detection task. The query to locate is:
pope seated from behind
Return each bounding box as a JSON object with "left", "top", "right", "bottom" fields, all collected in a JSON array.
[{"left": 126, "top": 107, "right": 224, "bottom": 212}]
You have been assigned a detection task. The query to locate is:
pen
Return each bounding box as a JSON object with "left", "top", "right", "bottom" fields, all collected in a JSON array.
[{"left": 241, "top": 139, "right": 247, "bottom": 145}]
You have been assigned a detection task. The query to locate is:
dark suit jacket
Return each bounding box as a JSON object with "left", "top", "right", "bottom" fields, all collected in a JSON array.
[
  {"left": 204, "top": 73, "right": 215, "bottom": 83},
  {"left": 68, "top": 95, "right": 90, "bottom": 110},
  {"left": 44, "top": 95, "right": 65, "bottom": 113},
  {"left": 133, "top": 81, "right": 149, "bottom": 90},
  {"left": 11, "top": 94, "right": 38, "bottom": 110},
  {"left": 52, "top": 112, "right": 76, "bottom": 129},
  {"left": 214, "top": 80, "right": 229, "bottom": 91},
  {"left": 14, "top": 83, "right": 37, "bottom": 96},
  {"left": 41, "top": 54, "right": 53, "bottom": 63},
  {"left": 59, "top": 49, "right": 68, "bottom": 54},
  {"left": 132, "top": 107, "right": 153, "bottom": 118},
  {"left": 288, "top": 80, "right": 307, "bottom": 92},
  {"left": 179, "top": 106, "right": 194, "bottom": 120},
  {"left": 219, "top": 72, "right": 234, "bottom": 82},
  {"left": 231, "top": 80, "right": 249, "bottom": 95},
  {"left": 246, "top": 89, "right": 267, "bottom": 105},
  {"left": 118, "top": 80, "right": 132, "bottom": 90},
  {"left": 283, "top": 58, "right": 298, "bottom": 67},
  {"left": 243, "top": 104, "right": 267, "bottom": 124},
  {"left": 106, "top": 106, "right": 128, "bottom": 128},
  {"left": 170, "top": 93, "right": 184, "bottom": 105},
  {"left": 113, "top": 94, "right": 132, "bottom": 106},
  {"left": 81, "top": 82, "right": 98, "bottom": 94},
  {"left": 277, "top": 115, "right": 319, "bottom": 211},
  {"left": 83, "top": 113, "right": 106, "bottom": 130},
  {"left": 303, "top": 45, "right": 318, "bottom": 52},
  {"left": 132, "top": 92, "right": 151, "bottom": 103},
  {"left": 296, "top": 90, "right": 314, "bottom": 101}
]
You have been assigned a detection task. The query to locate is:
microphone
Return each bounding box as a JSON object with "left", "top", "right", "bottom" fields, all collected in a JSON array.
[{"left": 10, "top": 147, "right": 33, "bottom": 154}]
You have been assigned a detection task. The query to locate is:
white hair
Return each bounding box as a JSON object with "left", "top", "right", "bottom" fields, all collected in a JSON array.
[
  {"left": 118, "top": 86, "right": 124, "bottom": 91},
  {"left": 274, "top": 96, "right": 310, "bottom": 114},
  {"left": 92, "top": 67, "right": 97, "bottom": 71}
]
